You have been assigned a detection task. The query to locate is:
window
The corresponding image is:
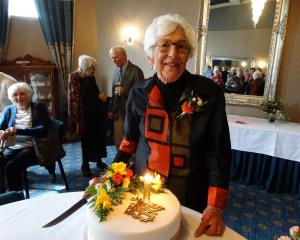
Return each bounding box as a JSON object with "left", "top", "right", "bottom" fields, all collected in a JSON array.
[{"left": 8, "top": 0, "right": 38, "bottom": 18}]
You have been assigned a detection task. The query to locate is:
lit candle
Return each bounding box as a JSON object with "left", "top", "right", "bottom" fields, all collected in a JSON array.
[{"left": 143, "top": 173, "right": 153, "bottom": 202}]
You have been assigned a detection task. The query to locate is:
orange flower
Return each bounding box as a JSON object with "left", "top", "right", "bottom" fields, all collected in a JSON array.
[
  {"left": 113, "top": 173, "right": 123, "bottom": 185},
  {"left": 125, "top": 168, "right": 134, "bottom": 178},
  {"left": 181, "top": 102, "right": 193, "bottom": 114}
]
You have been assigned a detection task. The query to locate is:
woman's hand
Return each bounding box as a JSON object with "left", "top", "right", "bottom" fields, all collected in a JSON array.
[
  {"left": 5, "top": 127, "right": 16, "bottom": 135},
  {"left": 108, "top": 111, "right": 114, "bottom": 120},
  {"left": 89, "top": 178, "right": 102, "bottom": 186},
  {"left": 98, "top": 93, "right": 107, "bottom": 102},
  {"left": 0, "top": 130, "right": 7, "bottom": 141},
  {"left": 194, "top": 206, "right": 225, "bottom": 238}
]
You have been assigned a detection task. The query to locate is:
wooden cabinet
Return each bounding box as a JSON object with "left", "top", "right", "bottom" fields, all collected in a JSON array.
[{"left": 0, "top": 55, "right": 58, "bottom": 119}]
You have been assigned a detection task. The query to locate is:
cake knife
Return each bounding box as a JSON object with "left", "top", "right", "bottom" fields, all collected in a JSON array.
[
  {"left": 42, "top": 161, "right": 133, "bottom": 228},
  {"left": 42, "top": 160, "right": 134, "bottom": 228},
  {"left": 42, "top": 195, "right": 88, "bottom": 228}
]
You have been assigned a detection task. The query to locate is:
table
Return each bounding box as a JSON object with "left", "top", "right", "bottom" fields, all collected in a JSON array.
[
  {"left": 228, "top": 114, "right": 300, "bottom": 162},
  {"left": 228, "top": 115, "right": 300, "bottom": 196},
  {"left": 0, "top": 192, "right": 245, "bottom": 240}
]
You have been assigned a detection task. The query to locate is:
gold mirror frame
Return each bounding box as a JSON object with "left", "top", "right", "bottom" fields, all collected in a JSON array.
[{"left": 195, "top": 0, "right": 290, "bottom": 107}]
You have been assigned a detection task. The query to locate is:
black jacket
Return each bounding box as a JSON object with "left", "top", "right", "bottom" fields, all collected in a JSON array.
[{"left": 115, "top": 70, "right": 232, "bottom": 212}]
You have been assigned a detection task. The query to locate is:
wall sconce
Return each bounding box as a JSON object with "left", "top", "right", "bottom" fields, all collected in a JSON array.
[
  {"left": 257, "top": 60, "right": 267, "bottom": 69},
  {"left": 251, "top": 0, "right": 267, "bottom": 28},
  {"left": 241, "top": 61, "right": 247, "bottom": 68},
  {"left": 122, "top": 27, "right": 138, "bottom": 45}
]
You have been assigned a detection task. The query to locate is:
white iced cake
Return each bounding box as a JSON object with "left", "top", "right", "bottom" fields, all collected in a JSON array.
[{"left": 87, "top": 189, "right": 181, "bottom": 240}]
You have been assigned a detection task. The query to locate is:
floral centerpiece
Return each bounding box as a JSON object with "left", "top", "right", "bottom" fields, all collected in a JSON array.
[
  {"left": 277, "top": 226, "right": 300, "bottom": 240},
  {"left": 260, "top": 99, "right": 281, "bottom": 114},
  {"left": 260, "top": 99, "right": 288, "bottom": 123},
  {"left": 85, "top": 162, "right": 163, "bottom": 221}
]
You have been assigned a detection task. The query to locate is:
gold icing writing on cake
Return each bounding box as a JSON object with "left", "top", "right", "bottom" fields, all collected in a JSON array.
[{"left": 124, "top": 197, "right": 165, "bottom": 222}]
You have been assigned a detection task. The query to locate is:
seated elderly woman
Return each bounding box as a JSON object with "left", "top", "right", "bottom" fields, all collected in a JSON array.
[
  {"left": 0, "top": 82, "right": 51, "bottom": 193},
  {"left": 225, "top": 67, "right": 245, "bottom": 94},
  {"left": 244, "top": 70, "right": 265, "bottom": 96},
  {"left": 90, "top": 14, "right": 231, "bottom": 238}
]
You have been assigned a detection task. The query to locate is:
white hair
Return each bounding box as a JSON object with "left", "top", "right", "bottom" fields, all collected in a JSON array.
[
  {"left": 77, "top": 54, "right": 97, "bottom": 72},
  {"left": 7, "top": 82, "right": 33, "bottom": 101},
  {"left": 230, "top": 67, "right": 237, "bottom": 73},
  {"left": 253, "top": 71, "right": 263, "bottom": 80},
  {"left": 109, "top": 46, "right": 127, "bottom": 57},
  {"left": 143, "top": 14, "right": 195, "bottom": 59}
]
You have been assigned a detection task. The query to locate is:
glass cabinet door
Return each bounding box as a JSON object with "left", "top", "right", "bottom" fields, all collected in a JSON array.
[
  {"left": 0, "top": 56, "right": 58, "bottom": 119},
  {"left": 29, "top": 73, "right": 53, "bottom": 117}
]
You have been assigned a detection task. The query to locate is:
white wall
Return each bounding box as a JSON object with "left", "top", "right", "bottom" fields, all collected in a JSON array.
[
  {"left": 73, "top": 0, "right": 102, "bottom": 90},
  {"left": 207, "top": 28, "right": 272, "bottom": 66},
  {"left": 4, "top": 0, "right": 300, "bottom": 121},
  {"left": 96, "top": 0, "right": 200, "bottom": 96},
  {"left": 6, "top": 17, "right": 50, "bottom": 61}
]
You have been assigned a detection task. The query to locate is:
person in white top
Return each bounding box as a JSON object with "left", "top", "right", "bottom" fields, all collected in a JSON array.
[{"left": 0, "top": 82, "right": 51, "bottom": 193}]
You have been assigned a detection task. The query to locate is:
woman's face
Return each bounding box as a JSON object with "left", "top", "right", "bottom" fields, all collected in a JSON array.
[
  {"left": 85, "top": 66, "right": 96, "bottom": 76},
  {"left": 149, "top": 28, "right": 190, "bottom": 84},
  {"left": 12, "top": 89, "right": 30, "bottom": 109}
]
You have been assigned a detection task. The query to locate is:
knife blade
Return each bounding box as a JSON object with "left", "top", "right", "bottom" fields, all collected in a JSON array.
[
  {"left": 42, "top": 198, "right": 87, "bottom": 228},
  {"left": 42, "top": 161, "right": 133, "bottom": 228}
]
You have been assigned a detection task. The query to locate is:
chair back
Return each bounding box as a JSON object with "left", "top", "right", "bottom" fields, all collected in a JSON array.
[
  {"left": 22, "top": 119, "right": 69, "bottom": 199},
  {"left": 0, "top": 191, "right": 25, "bottom": 206},
  {"left": 51, "top": 119, "right": 65, "bottom": 141}
]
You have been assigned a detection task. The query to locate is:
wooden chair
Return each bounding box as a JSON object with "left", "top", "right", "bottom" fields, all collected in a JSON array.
[{"left": 22, "top": 119, "right": 69, "bottom": 199}]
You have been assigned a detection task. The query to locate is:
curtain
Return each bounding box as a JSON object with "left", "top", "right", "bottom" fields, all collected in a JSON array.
[
  {"left": 34, "top": 0, "right": 73, "bottom": 120},
  {"left": 0, "top": 0, "right": 8, "bottom": 63},
  {"left": 230, "top": 150, "right": 300, "bottom": 197}
]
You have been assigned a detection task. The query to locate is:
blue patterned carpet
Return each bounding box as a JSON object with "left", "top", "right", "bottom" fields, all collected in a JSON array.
[{"left": 26, "top": 142, "right": 300, "bottom": 240}]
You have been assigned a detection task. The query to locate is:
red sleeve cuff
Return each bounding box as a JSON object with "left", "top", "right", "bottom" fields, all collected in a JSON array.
[
  {"left": 207, "top": 187, "right": 228, "bottom": 209},
  {"left": 119, "top": 138, "right": 137, "bottom": 155}
]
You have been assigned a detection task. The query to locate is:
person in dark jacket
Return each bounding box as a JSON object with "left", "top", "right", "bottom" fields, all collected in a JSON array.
[
  {"left": 68, "top": 55, "right": 107, "bottom": 177},
  {"left": 108, "top": 47, "right": 144, "bottom": 148},
  {"left": 112, "top": 14, "right": 232, "bottom": 238},
  {"left": 0, "top": 82, "right": 50, "bottom": 192}
]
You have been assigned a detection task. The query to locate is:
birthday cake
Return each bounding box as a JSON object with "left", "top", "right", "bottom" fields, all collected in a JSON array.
[{"left": 85, "top": 162, "right": 181, "bottom": 240}]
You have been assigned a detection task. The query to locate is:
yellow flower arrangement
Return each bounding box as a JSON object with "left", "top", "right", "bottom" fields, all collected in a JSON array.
[
  {"left": 85, "top": 162, "right": 164, "bottom": 222},
  {"left": 122, "top": 177, "right": 131, "bottom": 188},
  {"left": 95, "top": 188, "right": 111, "bottom": 210},
  {"left": 111, "top": 162, "right": 127, "bottom": 175}
]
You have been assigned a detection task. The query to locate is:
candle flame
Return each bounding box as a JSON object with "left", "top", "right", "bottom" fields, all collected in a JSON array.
[{"left": 143, "top": 173, "right": 154, "bottom": 183}]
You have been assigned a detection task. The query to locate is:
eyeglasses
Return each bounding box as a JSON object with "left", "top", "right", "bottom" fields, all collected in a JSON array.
[{"left": 155, "top": 39, "right": 191, "bottom": 54}]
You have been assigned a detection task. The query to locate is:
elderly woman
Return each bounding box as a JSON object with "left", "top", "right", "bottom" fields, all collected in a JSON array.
[
  {"left": 0, "top": 82, "right": 50, "bottom": 192},
  {"left": 244, "top": 70, "right": 265, "bottom": 96},
  {"left": 111, "top": 14, "right": 231, "bottom": 237},
  {"left": 68, "top": 55, "right": 107, "bottom": 177}
]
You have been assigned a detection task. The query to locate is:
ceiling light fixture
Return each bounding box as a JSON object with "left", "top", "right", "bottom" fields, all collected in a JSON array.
[{"left": 251, "top": 0, "right": 267, "bottom": 28}]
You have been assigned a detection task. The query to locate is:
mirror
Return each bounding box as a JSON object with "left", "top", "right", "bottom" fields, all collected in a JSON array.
[{"left": 195, "top": 0, "right": 290, "bottom": 106}]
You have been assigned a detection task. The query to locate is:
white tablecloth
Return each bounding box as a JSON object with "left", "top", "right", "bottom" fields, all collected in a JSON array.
[
  {"left": 0, "top": 192, "right": 245, "bottom": 240},
  {"left": 228, "top": 115, "right": 300, "bottom": 163}
]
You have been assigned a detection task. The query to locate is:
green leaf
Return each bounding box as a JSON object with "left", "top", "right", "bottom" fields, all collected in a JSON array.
[{"left": 85, "top": 185, "right": 97, "bottom": 196}]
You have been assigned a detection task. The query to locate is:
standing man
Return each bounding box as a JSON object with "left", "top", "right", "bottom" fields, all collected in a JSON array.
[{"left": 108, "top": 46, "right": 144, "bottom": 148}]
